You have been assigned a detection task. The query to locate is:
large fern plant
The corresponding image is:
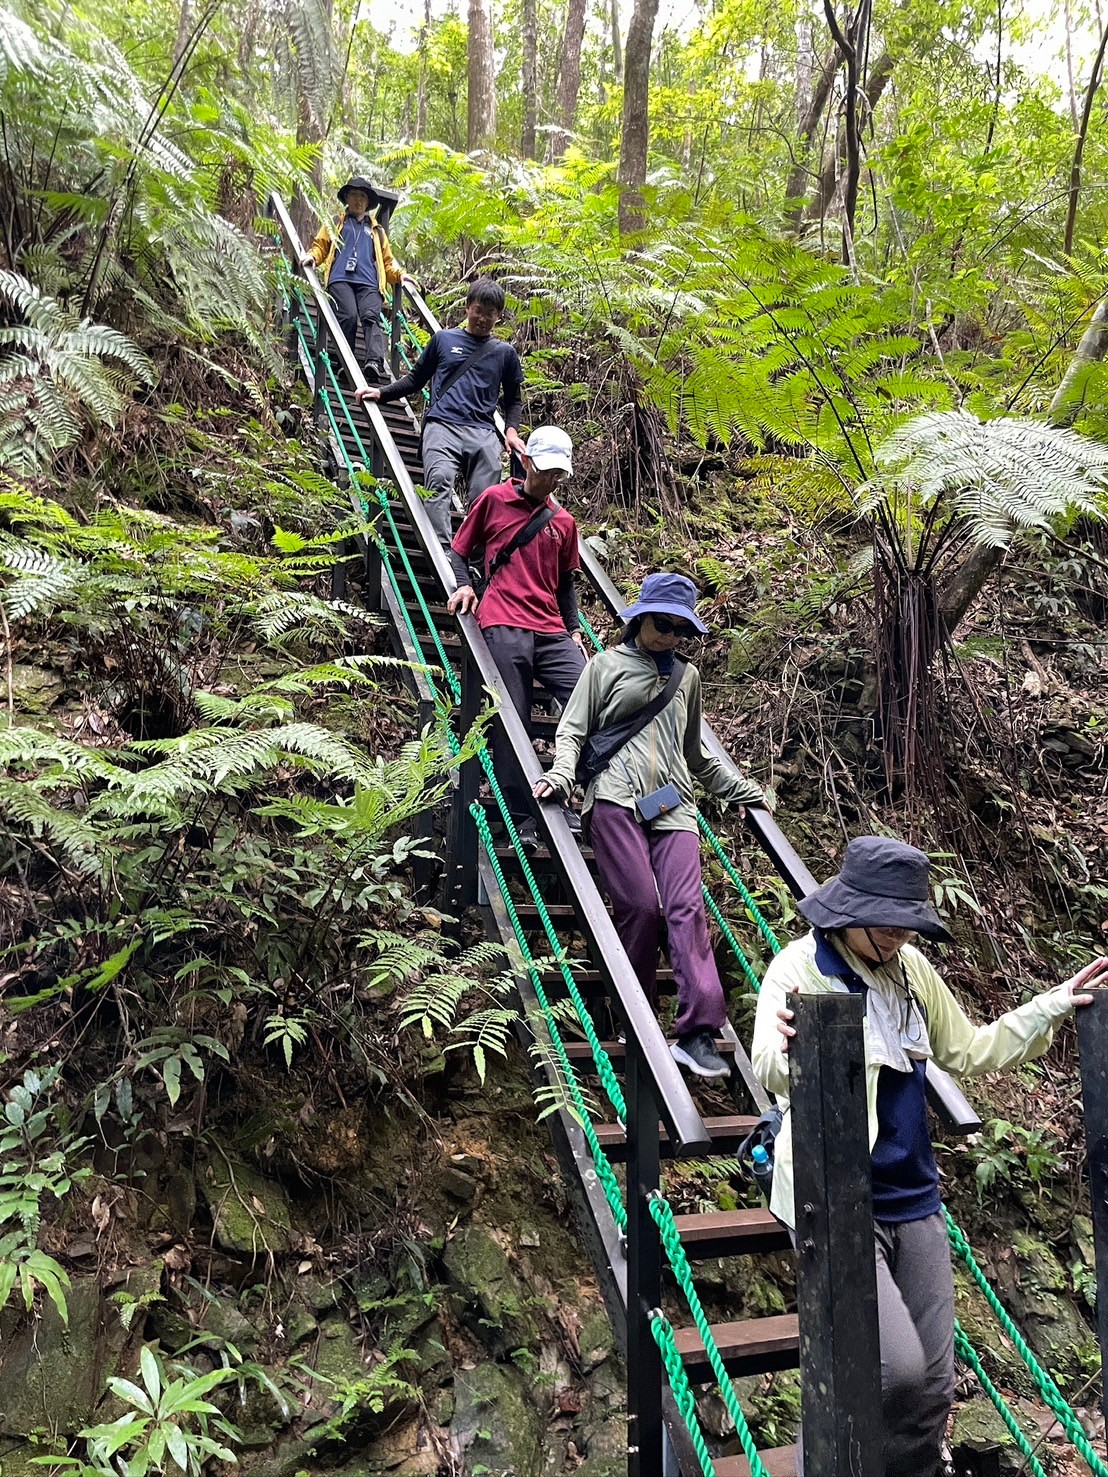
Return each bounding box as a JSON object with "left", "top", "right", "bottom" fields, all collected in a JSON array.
[{"left": 0, "top": 271, "right": 153, "bottom": 473}]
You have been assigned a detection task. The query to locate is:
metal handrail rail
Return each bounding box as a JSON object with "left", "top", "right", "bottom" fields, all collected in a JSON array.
[
  {"left": 268, "top": 191, "right": 710, "bottom": 1156},
  {"left": 396, "top": 276, "right": 979, "bottom": 1134}
]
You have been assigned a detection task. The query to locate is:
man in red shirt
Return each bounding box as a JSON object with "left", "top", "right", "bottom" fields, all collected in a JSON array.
[{"left": 447, "top": 426, "right": 586, "bottom": 849}]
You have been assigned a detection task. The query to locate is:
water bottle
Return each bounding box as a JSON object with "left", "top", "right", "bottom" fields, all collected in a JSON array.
[{"left": 749, "top": 1142, "right": 773, "bottom": 1198}]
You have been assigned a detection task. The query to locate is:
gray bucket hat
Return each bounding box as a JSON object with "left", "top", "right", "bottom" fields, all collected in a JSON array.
[{"left": 798, "top": 836, "right": 952, "bottom": 941}]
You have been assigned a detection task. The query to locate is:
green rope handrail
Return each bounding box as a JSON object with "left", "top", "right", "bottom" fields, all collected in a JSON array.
[
  {"left": 650, "top": 1193, "right": 772, "bottom": 1477},
  {"left": 649, "top": 1309, "right": 722, "bottom": 1477},
  {"left": 946, "top": 1213, "right": 1107, "bottom": 1477},
  {"left": 954, "top": 1323, "right": 1048, "bottom": 1477}
]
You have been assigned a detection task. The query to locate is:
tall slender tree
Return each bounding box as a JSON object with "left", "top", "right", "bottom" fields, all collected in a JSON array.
[
  {"left": 521, "top": 0, "right": 538, "bottom": 157},
  {"left": 467, "top": 0, "right": 497, "bottom": 151},
  {"left": 617, "top": 0, "right": 659, "bottom": 236},
  {"left": 549, "top": 0, "right": 588, "bottom": 158}
]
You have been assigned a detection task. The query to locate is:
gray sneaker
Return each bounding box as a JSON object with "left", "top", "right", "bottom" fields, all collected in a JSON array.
[{"left": 671, "top": 1030, "right": 730, "bottom": 1079}]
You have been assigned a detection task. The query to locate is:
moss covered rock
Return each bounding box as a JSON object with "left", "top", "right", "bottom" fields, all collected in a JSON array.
[
  {"left": 451, "top": 1361, "right": 543, "bottom": 1475},
  {"left": 443, "top": 1223, "right": 539, "bottom": 1357}
]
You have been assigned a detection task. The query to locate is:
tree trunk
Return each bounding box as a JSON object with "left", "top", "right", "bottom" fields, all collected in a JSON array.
[
  {"left": 782, "top": 40, "right": 842, "bottom": 231},
  {"left": 549, "top": 0, "right": 588, "bottom": 158},
  {"left": 610, "top": 0, "right": 623, "bottom": 83},
  {"left": 416, "top": 0, "right": 431, "bottom": 137},
  {"left": 1049, "top": 296, "right": 1108, "bottom": 426},
  {"left": 467, "top": 0, "right": 497, "bottom": 151},
  {"left": 173, "top": 0, "right": 193, "bottom": 66},
  {"left": 808, "top": 47, "right": 893, "bottom": 233},
  {"left": 521, "top": 0, "right": 538, "bottom": 157},
  {"left": 937, "top": 543, "right": 1005, "bottom": 633},
  {"left": 820, "top": 0, "right": 869, "bottom": 266},
  {"left": 1063, "top": 18, "right": 1108, "bottom": 255},
  {"left": 291, "top": 0, "right": 335, "bottom": 248},
  {"left": 617, "top": 0, "right": 660, "bottom": 238}
]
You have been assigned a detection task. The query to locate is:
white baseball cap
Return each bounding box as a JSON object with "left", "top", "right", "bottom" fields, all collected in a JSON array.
[{"left": 524, "top": 425, "right": 573, "bottom": 475}]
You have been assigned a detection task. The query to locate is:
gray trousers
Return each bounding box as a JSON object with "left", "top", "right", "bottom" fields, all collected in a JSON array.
[
  {"left": 483, "top": 626, "right": 586, "bottom": 819},
  {"left": 421, "top": 420, "right": 503, "bottom": 546},
  {"left": 796, "top": 1211, "right": 954, "bottom": 1477}
]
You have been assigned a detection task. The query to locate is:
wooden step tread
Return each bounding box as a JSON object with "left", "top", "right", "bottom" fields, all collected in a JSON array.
[
  {"left": 537, "top": 967, "right": 675, "bottom": 986},
  {"left": 594, "top": 1114, "right": 757, "bottom": 1160},
  {"left": 715, "top": 1445, "right": 797, "bottom": 1477},
  {"left": 671, "top": 1208, "right": 791, "bottom": 1258},
  {"left": 674, "top": 1313, "right": 799, "bottom": 1379},
  {"left": 511, "top": 902, "right": 578, "bottom": 921},
  {"left": 564, "top": 1038, "right": 737, "bottom": 1065}
]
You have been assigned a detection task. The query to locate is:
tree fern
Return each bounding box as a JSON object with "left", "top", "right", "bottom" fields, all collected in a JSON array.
[{"left": 862, "top": 410, "right": 1108, "bottom": 549}]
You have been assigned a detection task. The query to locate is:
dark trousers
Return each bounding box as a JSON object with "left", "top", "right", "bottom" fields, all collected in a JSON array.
[
  {"left": 482, "top": 626, "right": 585, "bottom": 820},
  {"left": 329, "top": 280, "right": 386, "bottom": 366},
  {"left": 794, "top": 1212, "right": 955, "bottom": 1477},
  {"left": 588, "top": 800, "right": 725, "bottom": 1039}
]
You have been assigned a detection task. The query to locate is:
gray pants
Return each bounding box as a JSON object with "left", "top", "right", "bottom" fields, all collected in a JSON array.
[
  {"left": 483, "top": 626, "right": 586, "bottom": 819},
  {"left": 421, "top": 420, "right": 503, "bottom": 546},
  {"left": 796, "top": 1212, "right": 954, "bottom": 1477}
]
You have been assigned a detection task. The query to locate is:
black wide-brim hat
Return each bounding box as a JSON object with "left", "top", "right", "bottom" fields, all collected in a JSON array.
[
  {"left": 798, "top": 835, "right": 953, "bottom": 941},
  {"left": 337, "top": 175, "right": 382, "bottom": 207}
]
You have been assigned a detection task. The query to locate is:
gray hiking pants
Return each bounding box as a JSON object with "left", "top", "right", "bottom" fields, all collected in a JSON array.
[
  {"left": 795, "top": 1211, "right": 954, "bottom": 1477},
  {"left": 421, "top": 420, "right": 503, "bottom": 546},
  {"left": 483, "top": 626, "right": 586, "bottom": 819}
]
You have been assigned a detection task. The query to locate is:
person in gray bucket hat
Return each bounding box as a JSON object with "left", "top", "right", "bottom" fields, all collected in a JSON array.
[{"left": 752, "top": 835, "right": 1108, "bottom": 1477}]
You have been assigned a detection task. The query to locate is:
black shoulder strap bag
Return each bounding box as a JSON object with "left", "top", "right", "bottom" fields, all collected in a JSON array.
[
  {"left": 575, "top": 658, "right": 687, "bottom": 787},
  {"left": 432, "top": 335, "right": 501, "bottom": 404},
  {"left": 419, "top": 336, "right": 503, "bottom": 462},
  {"left": 476, "top": 501, "right": 556, "bottom": 593}
]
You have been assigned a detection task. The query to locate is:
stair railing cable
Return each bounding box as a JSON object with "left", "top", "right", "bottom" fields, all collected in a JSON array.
[{"left": 272, "top": 227, "right": 795, "bottom": 1475}]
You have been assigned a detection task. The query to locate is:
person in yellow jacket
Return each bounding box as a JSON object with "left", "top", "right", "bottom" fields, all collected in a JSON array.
[
  {"left": 300, "top": 176, "right": 405, "bottom": 381},
  {"left": 751, "top": 833, "right": 1107, "bottom": 1477}
]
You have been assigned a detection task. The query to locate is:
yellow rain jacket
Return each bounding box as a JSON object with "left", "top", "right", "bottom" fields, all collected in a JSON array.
[{"left": 304, "top": 213, "right": 404, "bottom": 291}]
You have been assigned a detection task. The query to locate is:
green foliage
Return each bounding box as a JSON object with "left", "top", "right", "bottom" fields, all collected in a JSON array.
[
  {"left": 0, "top": 272, "right": 154, "bottom": 473},
  {"left": 0, "top": 1066, "right": 90, "bottom": 1324},
  {"left": 37, "top": 1346, "right": 240, "bottom": 1477},
  {"left": 968, "top": 1119, "right": 1062, "bottom": 1202}
]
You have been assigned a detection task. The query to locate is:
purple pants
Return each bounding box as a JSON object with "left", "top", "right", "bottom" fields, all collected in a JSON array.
[{"left": 589, "top": 800, "right": 726, "bottom": 1038}]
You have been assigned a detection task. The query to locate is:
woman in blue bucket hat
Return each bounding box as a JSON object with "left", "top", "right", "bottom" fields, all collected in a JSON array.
[
  {"left": 535, "top": 573, "right": 768, "bottom": 1079},
  {"left": 753, "top": 834, "right": 1108, "bottom": 1476}
]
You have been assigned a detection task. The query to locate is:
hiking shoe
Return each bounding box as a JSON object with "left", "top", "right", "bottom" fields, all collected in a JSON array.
[
  {"left": 671, "top": 1030, "right": 730, "bottom": 1079},
  {"left": 516, "top": 818, "right": 541, "bottom": 854},
  {"left": 564, "top": 807, "right": 582, "bottom": 835}
]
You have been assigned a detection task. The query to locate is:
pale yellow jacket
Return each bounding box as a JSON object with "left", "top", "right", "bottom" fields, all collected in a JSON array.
[
  {"left": 304, "top": 213, "right": 404, "bottom": 290},
  {"left": 751, "top": 931, "right": 1075, "bottom": 1228}
]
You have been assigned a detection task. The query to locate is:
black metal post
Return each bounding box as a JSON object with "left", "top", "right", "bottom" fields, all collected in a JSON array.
[
  {"left": 626, "top": 1046, "right": 664, "bottom": 1477},
  {"left": 791, "top": 992, "right": 882, "bottom": 1477},
  {"left": 1077, "top": 990, "right": 1108, "bottom": 1431},
  {"left": 391, "top": 281, "right": 403, "bottom": 380},
  {"left": 444, "top": 649, "right": 480, "bottom": 913}
]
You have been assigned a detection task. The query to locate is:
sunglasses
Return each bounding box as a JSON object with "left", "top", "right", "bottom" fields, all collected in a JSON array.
[{"left": 649, "top": 614, "right": 697, "bottom": 638}]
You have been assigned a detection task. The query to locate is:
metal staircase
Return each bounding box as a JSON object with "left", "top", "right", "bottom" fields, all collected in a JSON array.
[{"left": 266, "top": 192, "right": 990, "bottom": 1477}]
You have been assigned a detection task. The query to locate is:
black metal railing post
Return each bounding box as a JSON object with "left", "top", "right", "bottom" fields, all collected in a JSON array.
[
  {"left": 626, "top": 1043, "right": 664, "bottom": 1477},
  {"left": 390, "top": 281, "right": 403, "bottom": 380},
  {"left": 445, "top": 648, "right": 480, "bottom": 914},
  {"left": 791, "top": 991, "right": 882, "bottom": 1477},
  {"left": 1077, "top": 990, "right": 1108, "bottom": 1432}
]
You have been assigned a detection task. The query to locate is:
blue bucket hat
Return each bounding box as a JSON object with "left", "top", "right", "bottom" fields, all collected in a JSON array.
[{"left": 616, "top": 573, "right": 708, "bottom": 634}]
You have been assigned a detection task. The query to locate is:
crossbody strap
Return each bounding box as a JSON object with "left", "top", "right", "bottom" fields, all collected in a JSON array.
[
  {"left": 434, "top": 335, "right": 501, "bottom": 403},
  {"left": 486, "top": 502, "right": 557, "bottom": 582},
  {"left": 589, "top": 658, "right": 686, "bottom": 758}
]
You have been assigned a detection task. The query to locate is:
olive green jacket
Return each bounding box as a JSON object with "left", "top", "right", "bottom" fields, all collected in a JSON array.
[{"left": 543, "top": 643, "right": 764, "bottom": 834}]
